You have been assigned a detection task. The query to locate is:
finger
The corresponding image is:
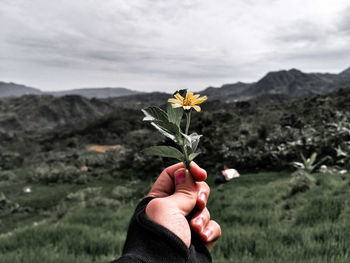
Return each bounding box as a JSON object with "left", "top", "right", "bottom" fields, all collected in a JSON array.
[
  {"left": 190, "top": 161, "right": 207, "bottom": 181},
  {"left": 148, "top": 163, "right": 185, "bottom": 198},
  {"left": 190, "top": 207, "right": 210, "bottom": 234},
  {"left": 168, "top": 168, "right": 197, "bottom": 215},
  {"left": 196, "top": 182, "right": 210, "bottom": 210},
  {"left": 200, "top": 220, "right": 221, "bottom": 251}
]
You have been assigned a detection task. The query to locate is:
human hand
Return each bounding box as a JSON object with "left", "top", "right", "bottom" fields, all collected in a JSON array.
[{"left": 146, "top": 162, "right": 221, "bottom": 250}]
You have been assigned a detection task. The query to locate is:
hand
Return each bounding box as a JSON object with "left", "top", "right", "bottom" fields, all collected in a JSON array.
[{"left": 146, "top": 162, "right": 221, "bottom": 250}]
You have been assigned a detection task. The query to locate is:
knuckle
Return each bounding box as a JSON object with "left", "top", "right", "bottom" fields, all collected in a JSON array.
[
  {"left": 206, "top": 208, "right": 211, "bottom": 220},
  {"left": 199, "top": 182, "right": 210, "bottom": 196},
  {"left": 214, "top": 221, "right": 222, "bottom": 237},
  {"left": 146, "top": 198, "right": 165, "bottom": 213}
]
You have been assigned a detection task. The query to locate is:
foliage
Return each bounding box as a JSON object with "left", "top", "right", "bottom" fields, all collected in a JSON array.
[
  {"left": 1, "top": 168, "right": 350, "bottom": 262},
  {"left": 288, "top": 170, "right": 316, "bottom": 195},
  {"left": 142, "top": 90, "right": 205, "bottom": 169},
  {"left": 31, "top": 163, "right": 87, "bottom": 184},
  {"left": 0, "top": 170, "right": 16, "bottom": 182},
  {"left": 0, "top": 152, "right": 23, "bottom": 170},
  {"left": 292, "top": 152, "right": 332, "bottom": 173}
]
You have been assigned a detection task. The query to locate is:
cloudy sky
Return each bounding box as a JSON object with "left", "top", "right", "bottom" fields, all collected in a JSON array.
[{"left": 1, "top": 0, "right": 350, "bottom": 92}]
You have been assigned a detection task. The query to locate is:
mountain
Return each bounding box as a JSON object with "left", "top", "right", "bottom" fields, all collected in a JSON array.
[
  {"left": 0, "top": 95, "right": 115, "bottom": 141},
  {"left": 200, "top": 67, "right": 349, "bottom": 102},
  {"left": 2, "top": 66, "right": 350, "bottom": 102},
  {"left": 242, "top": 69, "right": 338, "bottom": 99},
  {"left": 339, "top": 67, "right": 350, "bottom": 78},
  {"left": 51, "top": 87, "right": 141, "bottom": 98},
  {"left": 0, "top": 82, "right": 42, "bottom": 97},
  {"left": 0, "top": 82, "right": 140, "bottom": 98}
]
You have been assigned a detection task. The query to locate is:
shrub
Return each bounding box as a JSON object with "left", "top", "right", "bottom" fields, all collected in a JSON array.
[
  {"left": 289, "top": 170, "right": 316, "bottom": 196},
  {"left": 0, "top": 170, "right": 16, "bottom": 181},
  {"left": 31, "top": 163, "right": 86, "bottom": 184},
  {"left": 53, "top": 187, "right": 121, "bottom": 220},
  {"left": 111, "top": 185, "right": 136, "bottom": 200},
  {"left": 0, "top": 192, "right": 31, "bottom": 215},
  {"left": 0, "top": 152, "right": 23, "bottom": 170}
]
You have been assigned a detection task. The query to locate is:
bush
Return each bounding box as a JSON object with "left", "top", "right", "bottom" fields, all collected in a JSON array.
[
  {"left": 0, "top": 152, "right": 23, "bottom": 170},
  {"left": 0, "top": 192, "right": 31, "bottom": 215},
  {"left": 289, "top": 170, "right": 316, "bottom": 196},
  {"left": 111, "top": 185, "right": 136, "bottom": 200},
  {"left": 53, "top": 187, "right": 121, "bottom": 220},
  {"left": 31, "top": 163, "right": 86, "bottom": 184},
  {"left": 0, "top": 170, "right": 16, "bottom": 181}
]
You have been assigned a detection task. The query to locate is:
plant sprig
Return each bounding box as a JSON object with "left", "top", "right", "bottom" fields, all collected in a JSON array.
[{"left": 142, "top": 89, "right": 207, "bottom": 169}]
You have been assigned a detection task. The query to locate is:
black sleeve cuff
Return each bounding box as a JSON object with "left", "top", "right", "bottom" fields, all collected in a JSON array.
[{"left": 112, "top": 197, "right": 212, "bottom": 263}]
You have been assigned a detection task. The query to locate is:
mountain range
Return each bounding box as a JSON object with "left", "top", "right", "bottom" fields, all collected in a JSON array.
[
  {"left": 1, "top": 66, "right": 350, "bottom": 101},
  {"left": 0, "top": 82, "right": 140, "bottom": 98},
  {"left": 201, "top": 67, "right": 350, "bottom": 102}
]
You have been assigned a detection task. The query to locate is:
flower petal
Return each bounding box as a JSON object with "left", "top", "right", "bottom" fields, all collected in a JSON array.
[
  {"left": 174, "top": 93, "right": 184, "bottom": 102},
  {"left": 172, "top": 103, "right": 183, "bottom": 108},
  {"left": 193, "top": 96, "right": 208, "bottom": 105},
  {"left": 183, "top": 106, "right": 192, "bottom": 110},
  {"left": 168, "top": 98, "right": 181, "bottom": 104},
  {"left": 192, "top": 105, "right": 201, "bottom": 112},
  {"left": 185, "top": 92, "right": 194, "bottom": 101}
]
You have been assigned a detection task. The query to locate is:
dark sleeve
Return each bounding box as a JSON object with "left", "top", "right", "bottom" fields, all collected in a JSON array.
[{"left": 110, "top": 197, "right": 212, "bottom": 263}]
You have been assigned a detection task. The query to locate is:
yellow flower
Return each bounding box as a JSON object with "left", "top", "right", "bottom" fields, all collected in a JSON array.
[{"left": 168, "top": 92, "right": 207, "bottom": 112}]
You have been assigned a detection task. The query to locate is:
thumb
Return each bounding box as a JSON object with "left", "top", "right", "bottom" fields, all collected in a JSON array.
[{"left": 169, "top": 168, "right": 197, "bottom": 216}]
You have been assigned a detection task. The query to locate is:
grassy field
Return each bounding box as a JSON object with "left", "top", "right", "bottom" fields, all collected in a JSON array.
[{"left": 1, "top": 168, "right": 350, "bottom": 263}]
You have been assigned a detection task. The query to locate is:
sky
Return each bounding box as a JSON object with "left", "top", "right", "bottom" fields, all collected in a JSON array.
[{"left": 1, "top": 0, "right": 350, "bottom": 92}]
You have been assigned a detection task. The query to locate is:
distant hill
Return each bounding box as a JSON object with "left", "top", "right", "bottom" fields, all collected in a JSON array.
[
  {"left": 106, "top": 67, "right": 350, "bottom": 107},
  {"left": 0, "top": 82, "right": 42, "bottom": 97},
  {"left": 200, "top": 67, "right": 350, "bottom": 102},
  {"left": 0, "top": 82, "right": 140, "bottom": 98},
  {"left": 51, "top": 87, "right": 141, "bottom": 98},
  {"left": 2, "top": 66, "right": 350, "bottom": 102}
]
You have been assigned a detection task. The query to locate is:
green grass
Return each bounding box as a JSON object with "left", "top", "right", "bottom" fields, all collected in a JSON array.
[{"left": 1, "top": 169, "right": 350, "bottom": 262}]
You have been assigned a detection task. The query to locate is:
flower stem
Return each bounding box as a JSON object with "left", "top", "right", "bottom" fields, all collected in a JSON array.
[
  {"left": 182, "top": 145, "right": 190, "bottom": 170},
  {"left": 182, "top": 110, "right": 192, "bottom": 170},
  {"left": 185, "top": 110, "right": 191, "bottom": 135}
]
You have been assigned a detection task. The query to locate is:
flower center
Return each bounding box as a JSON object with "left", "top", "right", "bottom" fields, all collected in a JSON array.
[{"left": 183, "top": 98, "right": 192, "bottom": 106}]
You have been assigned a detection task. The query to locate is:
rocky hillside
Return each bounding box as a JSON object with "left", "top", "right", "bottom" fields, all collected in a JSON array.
[
  {"left": 0, "top": 95, "right": 116, "bottom": 141},
  {"left": 201, "top": 67, "right": 350, "bottom": 102}
]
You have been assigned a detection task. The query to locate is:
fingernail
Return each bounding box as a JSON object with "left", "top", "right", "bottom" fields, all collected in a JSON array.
[
  {"left": 199, "top": 192, "right": 206, "bottom": 203},
  {"left": 196, "top": 217, "right": 204, "bottom": 227},
  {"left": 203, "top": 228, "right": 212, "bottom": 240},
  {"left": 175, "top": 171, "right": 186, "bottom": 185}
]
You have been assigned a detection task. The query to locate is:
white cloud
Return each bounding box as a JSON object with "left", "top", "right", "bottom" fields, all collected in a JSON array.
[{"left": 0, "top": 0, "right": 350, "bottom": 92}]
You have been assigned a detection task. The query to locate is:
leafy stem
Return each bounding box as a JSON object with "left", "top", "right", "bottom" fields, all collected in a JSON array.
[
  {"left": 185, "top": 110, "right": 191, "bottom": 135},
  {"left": 142, "top": 90, "right": 204, "bottom": 170},
  {"left": 181, "top": 144, "right": 190, "bottom": 170}
]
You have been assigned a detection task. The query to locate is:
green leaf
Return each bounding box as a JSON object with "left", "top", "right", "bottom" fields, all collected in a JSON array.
[
  {"left": 151, "top": 123, "right": 175, "bottom": 140},
  {"left": 152, "top": 120, "right": 181, "bottom": 140},
  {"left": 182, "top": 133, "right": 202, "bottom": 152},
  {"left": 301, "top": 153, "right": 307, "bottom": 164},
  {"left": 188, "top": 152, "right": 200, "bottom": 162},
  {"left": 167, "top": 102, "right": 183, "bottom": 127},
  {"left": 142, "top": 106, "right": 168, "bottom": 122},
  {"left": 310, "top": 152, "right": 317, "bottom": 166},
  {"left": 143, "top": 146, "right": 184, "bottom": 161}
]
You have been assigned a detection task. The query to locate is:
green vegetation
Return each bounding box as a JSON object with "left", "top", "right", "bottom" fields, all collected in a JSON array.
[
  {"left": 1, "top": 89, "right": 350, "bottom": 262},
  {"left": 1, "top": 168, "right": 350, "bottom": 262}
]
